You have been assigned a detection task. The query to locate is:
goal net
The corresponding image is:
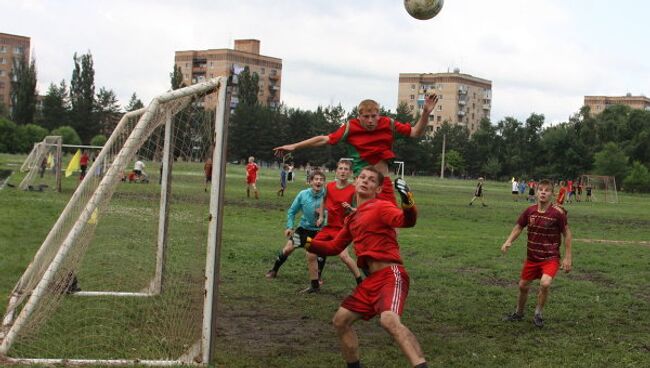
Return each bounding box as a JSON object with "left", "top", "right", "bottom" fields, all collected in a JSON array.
[
  {"left": 19, "top": 136, "right": 63, "bottom": 192},
  {"left": 1, "top": 77, "right": 230, "bottom": 366},
  {"left": 579, "top": 174, "right": 618, "bottom": 203}
]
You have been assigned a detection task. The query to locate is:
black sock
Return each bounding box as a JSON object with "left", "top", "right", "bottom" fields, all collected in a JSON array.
[
  {"left": 347, "top": 361, "right": 361, "bottom": 368},
  {"left": 355, "top": 276, "right": 363, "bottom": 285},
  {"left": 414, "top": 363, "right": 428, "bottom": 368},
  {"left": 317, "top": 256, "right": 327, "bottom": 279},
  {"left": 310, "top": 279, "right": 320, "bottom": 290},
  {"left": 272, "top": 251, "right": 288, "bottom": 272}
]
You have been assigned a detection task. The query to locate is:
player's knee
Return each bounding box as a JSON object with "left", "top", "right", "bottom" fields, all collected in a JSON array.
[
  {"left": 332, "top": 313, "right": 349, "bottom": 331},
  {"left": 540, "top": 278, "right": 552, "bottom": 289},
  {"left": 518, "top": 280, "right": 531, "bottom": 292},
  {"left": 379, "top": 313, "right": 402, "bottom": 334}
]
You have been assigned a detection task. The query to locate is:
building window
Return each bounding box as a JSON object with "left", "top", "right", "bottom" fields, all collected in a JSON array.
[
  {"left": 0, "top": 57, "right": 6, "bottom": 64},
  {"left": 410, "top": 95, "right": 414, "bottom": 100},
  {"left": 13, "top": 47, "right": 23, "bottom": 54},
  {"left": 437, "top": 105, "right": 442, "bottom": 111},
  {"left": 439, "top": 94, "right": 443, "bottom": 100},
  {"left": 428, "top": 115, "right": 434, "bottom": 121},
  {"left": 0, "top": 81, "right": 4, "bottom": 89},
  {"left": 411, "top": 84, "right": 415, "bottom": 90},
  {"left": 185, "top": 63, "right": 189, "bottom": 68},
  {"left": 261, "top": 68, "right": 265, "bottom": 75},
  {"left": 472, "top": 113, "right": 475, "bottom": 120},
  {"left": 0, "top": 46, "right": 6, "bottom": 53},
  {"left": 437, "top": 116, "right": 442, "bottom": 122},
  {"left": 0, "top": 70, "right": 4, "bottom": 76},
  {"left": 270, "top": 69, "right": 277, "bottom": 76},
  {"left": 410, "top": 104, "right": 415, "bottom": 110},
  {"left": 209, "top": 61, "right": 214, "bottom": 68}
]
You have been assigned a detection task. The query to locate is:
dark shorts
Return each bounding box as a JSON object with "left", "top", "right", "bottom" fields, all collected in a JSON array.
[
  {"left": 528, "top": 189, "right": 535, "bottom": 195},
  {"left": 512, "top": 191, "right": 519, "bottom": 195},
  {"left": 291, "top": 227, "right": 319, "bottom": 248},
  {"left": 134, "top": 169, "right": 142, "bottom": 176}
]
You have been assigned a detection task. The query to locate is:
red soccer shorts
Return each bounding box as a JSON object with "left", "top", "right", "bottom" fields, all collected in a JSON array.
[
  {"left": 377, "top": 176, "right": 397, "bottom": 205},
  {"left": 246, "top": 176, "right": 256, "bottom": 184},
  {"left": 342, "top": 264, "right": 409, "bottom": 320},
  {"left": 313, "top": 226, "right": 340, "bottom": 242},
  {"left": 520, "top": 259, "right": 560, "bottom": 280}
]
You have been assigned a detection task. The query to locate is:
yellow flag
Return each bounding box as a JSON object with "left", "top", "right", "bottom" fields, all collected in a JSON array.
[
  {"left": 88, "top": 208, "right": 99, "bottom": 225},
  {"left": 65, "top": 149, "right": 81, "bottom": 177},
  {"left": 46, "top": 153, "right": 54, "bottom": 169}
]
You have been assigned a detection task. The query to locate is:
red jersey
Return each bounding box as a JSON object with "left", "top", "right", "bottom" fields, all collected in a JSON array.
[
  {"left": 324, "top": 181, "right": 355, "bottom": 229},
  {"left": 246, "top": 163, "right": 258, "bottom": 180},
  {"left": 556, "top": 187, "right": 567, "bottom": 204},
  {"left": 80, "top": 153, "right": 89, "bottom": 166},
  {"left": 567, "top": 180, "right": 574, "bottom": 192},
  {"left": 516, "top": 204, "right": 568, "bottom": 262},
  {"left": 310, "top": 198, "right": 417, "bottom": 269},
  {"left": 328, "top": 117, "right": 411, "bottom": 174}
]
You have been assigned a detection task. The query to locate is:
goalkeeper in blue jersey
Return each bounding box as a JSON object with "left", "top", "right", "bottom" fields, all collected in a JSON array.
[{"left": 265, "top": 169, "right": 327, "bottom": 293}]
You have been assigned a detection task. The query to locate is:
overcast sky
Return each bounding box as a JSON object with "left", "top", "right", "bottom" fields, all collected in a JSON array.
[{"left": 4, "top": 0, "right": 649, "bottom": 125}]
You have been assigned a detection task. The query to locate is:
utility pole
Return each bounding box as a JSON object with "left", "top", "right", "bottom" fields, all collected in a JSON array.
[{"left": 440, "top": 133, "right": 446, "bottom": 179}]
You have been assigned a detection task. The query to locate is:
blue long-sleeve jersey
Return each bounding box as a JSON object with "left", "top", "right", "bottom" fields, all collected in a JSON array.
[{"left": 287, "top": 188, "right": 324, "bottom": 231}]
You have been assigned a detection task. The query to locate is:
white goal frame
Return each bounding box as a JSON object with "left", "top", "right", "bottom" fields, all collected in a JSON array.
[
  {"left": 0, "top": 76, "right": 230, "bottom": 366},
  {"left": 19, "top": 136, "right": 63, "bottom": 192},
  {"left": 580, "top": 174, "right": 618, "bottom": 203}
]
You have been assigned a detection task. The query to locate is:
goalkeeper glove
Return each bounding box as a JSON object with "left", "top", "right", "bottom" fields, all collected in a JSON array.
[
  {"left": 394, "top": 178, "right": 415, "bottom": 208},
  {"left": 304, "top": 236, "right": 313, "bottom": 251}
]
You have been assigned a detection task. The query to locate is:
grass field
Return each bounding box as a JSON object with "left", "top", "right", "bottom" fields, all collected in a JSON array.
[{"left": 1, "top": 153, "right": 649, "bottom": 367}]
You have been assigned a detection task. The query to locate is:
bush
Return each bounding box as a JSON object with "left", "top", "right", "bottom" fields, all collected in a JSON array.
[
  {"left": 51, "top": 125, "right": 81, "bottom": 146},
  {"left": 0, "top": 118, "right": 18, "bottom": 153},
  {"left": 90, "top": 134, "right": 107, "bottom": 147},
  {"left": 623, "top": 161, "right": 650, "bottom": 193},
  {"left": 16, "top": 124, "right": 49, "bottom": 153}
]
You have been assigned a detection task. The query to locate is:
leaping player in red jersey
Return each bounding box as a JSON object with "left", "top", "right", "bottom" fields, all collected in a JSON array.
[
  {"left": 305, "top": 166, "right": 430, "bottom": 368},
  {"left": 245, "top": 156, "right": 259, "bottom": 199},
  {"left": 501, "top": 179, "right": 573, "bottom": 328},
  {"left": 273, "top": 95, "right": 438, "bottom": 205}
]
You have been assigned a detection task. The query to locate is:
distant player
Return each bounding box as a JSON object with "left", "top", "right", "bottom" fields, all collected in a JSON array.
[
  {"left": 246, "top": 156, "right": 259, "bottom": 199},
  {"left": 305, "top": 167, "right": 430, "bottom": 368},
  {"left": 277, "top": 164, "right": 289, "bottom": 197},
  {"left": 79, "top": 150, "right": 90, "bottom": 180},
  {"left": 556, "top": 180, "right": 567, "bottom": 205},
  {"left": 501, "top": 179, "right": 572, "bottom": 328},
  {"left": 274, "top": 94, "right": 439, "bottom": 205},
  {"left": 468, "top": 177, "right": 487, "bottom": 207},
  {"left": 511, "top": 178, "right": 520, "bottom": 201},
  {"left": 133, "top": 159, "right": 145, "bottom": 179},
  {"left": 313, "top": 159, "right": 363, "bottom": 286},
  {"left": 204, "top": 157, "right": 213, "bottom": 192},
  {"left": 265, "top": 170, "right": 326, "bottom": 293}
]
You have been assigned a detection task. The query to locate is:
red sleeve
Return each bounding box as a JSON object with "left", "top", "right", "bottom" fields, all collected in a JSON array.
[
  {"left": 516, "top": 207, "right": 531, "bottom": 228},
  {"left": 327, "top": 122, "right": 348, "bottom": 145},
  {"left": 309, "top": 225, "right": 353, "bottom": 256},
  {"left": 394, "top": 120, "right": 412, "bottom": 137},
  {"left": 379, "top": 202, "right": 417, "bottom": 228}
]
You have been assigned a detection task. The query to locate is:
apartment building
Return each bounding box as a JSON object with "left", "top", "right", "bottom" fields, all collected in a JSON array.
[
  {"left": 175, "top": 39, "right": 282, "bottom": 109},
  {"left": 584, "top": 94, "right": 650, "bottom": 114},
  {"left": 397, "top": 69, "right": 492, "bottom": 134},
  {"left": 0, "top": 32, "right": 31, "bottom": 110}
]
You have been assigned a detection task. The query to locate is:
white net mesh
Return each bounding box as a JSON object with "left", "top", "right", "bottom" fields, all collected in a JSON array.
[
  {"left": 1, "top": 78, "right": 227, "bottom": 364},
  {"left": 19, "top": 136, "right": 62, "bottom": 192},
  {"left": 580, "top": 175, "right": 618, "bottom": 203}
]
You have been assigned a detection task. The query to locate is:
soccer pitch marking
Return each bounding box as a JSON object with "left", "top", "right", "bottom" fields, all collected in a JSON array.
[{"left": 575, "top": 238, "right": 650, "bottom": 248}]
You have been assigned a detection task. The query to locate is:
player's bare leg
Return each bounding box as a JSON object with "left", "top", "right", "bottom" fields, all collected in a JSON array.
[
  {"left": 516, "top": 279, "right": 532, "bottom": 315},
  {"left": 534, "top": 274, "right": 553, "bottom": 327},
  {"left": 303, "top": 252, "right": 320, "bottom": 292},
  {"left": 332, "top": 307, "right": 362, "bottom": 365},
  {"left": 338, "top": 248, "right": 362, "bottom": 283},
  {"left": 379, "top": 311, "right": 427, "bottom": 366}
]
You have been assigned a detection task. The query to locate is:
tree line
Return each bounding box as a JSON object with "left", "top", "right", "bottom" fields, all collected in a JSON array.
[{"left": 2, "top": 56, "right": 649, "bottom": 192}]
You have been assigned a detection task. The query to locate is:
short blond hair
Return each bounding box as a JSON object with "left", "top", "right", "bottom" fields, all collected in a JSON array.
[{"left": 358, "top": 99, "right": 379, "bottom": 114}]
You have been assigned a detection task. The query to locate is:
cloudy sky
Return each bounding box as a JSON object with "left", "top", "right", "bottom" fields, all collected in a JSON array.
[{"left": 4, "top": 0, "right": 649, "bottom": 125}]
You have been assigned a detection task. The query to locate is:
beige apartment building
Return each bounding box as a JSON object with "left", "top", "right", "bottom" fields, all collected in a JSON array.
[
  {"left": 584, "top": 94, "right": 650, "bottom": 114},
  {"left": 0, "top": 32, "right": 31, "bottom": 110},
  {"left": 175, "top": 39, "right": 282, "bottom": 109},
  {"left": 397, "top": 70, "right": 492, "bottom": 134}
]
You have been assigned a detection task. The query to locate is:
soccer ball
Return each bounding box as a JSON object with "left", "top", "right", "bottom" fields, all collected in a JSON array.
[{"left": 404, "top": 0, "right": 444, "bottom": 20}]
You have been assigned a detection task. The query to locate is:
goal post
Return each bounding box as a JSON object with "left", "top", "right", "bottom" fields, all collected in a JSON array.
[
  {"left": 1, "top": 76, "right": 230, "bottom": 366},
  {"left": 579, "top": 174, "right": 618, "bottom": 203},
  {"left": 19, "top": 136, "right": 63, "bottom": 192}
]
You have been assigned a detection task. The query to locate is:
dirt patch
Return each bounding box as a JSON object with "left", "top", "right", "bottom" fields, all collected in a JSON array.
[
  {"left": 567, "top": 271, "right": 616, "bottom": 287},
  {"left": 575, "top": 238, "right": 650, "bottom": 248},
  {"left": 456, "top": 267, "right": 484, "bottom": 274},
  {"left": 478, "top": 275, "right": 517, "bottom": 288}
]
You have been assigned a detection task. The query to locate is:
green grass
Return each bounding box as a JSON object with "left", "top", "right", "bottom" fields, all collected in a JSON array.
[{"left": 1, "top": 153, "right": 649, "bottom": 367}]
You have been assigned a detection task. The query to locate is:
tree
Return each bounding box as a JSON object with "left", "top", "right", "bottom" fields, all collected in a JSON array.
[
  {"left": 170, "top": 64, "right": 184, "bottom": 90},
  {"left": 90, "top": 134, "right": 107, "bottom": 147},
  {"left": 0, "top": 100, "right": 8, "bottom": 118},
  {"left": 482, "top": 156, "right": 501, "bottom": 180},
  {"left": 0, "top": 117, "right": 18, "bottom": 153},
  {"left": 40, "top": 80, "right": 70, "bottom": 131},
  {"left": 10, "top": 56, "right": 38, "bottom": 125},
  {"left": 125, "top": 92, "right": 145, "bottom": 112},
  {"left": 51, "top": 125, "right": 82, "bottom": 146},
  {"left": 443, "top": 149, "right": 465, "bottom": 177},
  {"left": 70, "top": 52, "right": 97, "bottom": 142},
  {"left": 95, "top": 87, "right": 121, "bottom": 135},
  {"left": 16, "top": 124, "right": 48, "bottom": 152},
  {"left": 593, "top": 142, "right": 629, "bottom": 185},
  {"left": 237, "top": 66, "right": 259, "bottom": 106},
  {"left": 623, "top": 161, "right": 650, "bottom": 193}
]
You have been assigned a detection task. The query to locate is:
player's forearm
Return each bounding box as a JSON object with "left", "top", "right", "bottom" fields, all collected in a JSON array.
[
  {"left": 410, "top": 114, "right": 429, "bottom": 137},
  {"left": 402, "top": 205, "right": 417, "bottom": 227},
  {"left": 294, "top": 135, "right": 329, "bottom": 150},
  {"left": 505, "top": 226, "right": 523, "bottom": 244},
  {"left": 309, "top": 238, "right": 349, "bottom": 256},
  {"left": 563, "top": 228, "right": 573, "bottom": 258}
]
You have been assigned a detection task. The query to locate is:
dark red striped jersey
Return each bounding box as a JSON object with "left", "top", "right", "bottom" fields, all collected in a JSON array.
[{"left": 517, "top": 204, "right": 568, "bottom": 262}]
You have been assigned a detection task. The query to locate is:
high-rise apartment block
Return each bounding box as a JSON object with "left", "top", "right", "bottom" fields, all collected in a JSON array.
[
  {"left": 0, "top": 32, "right": 31, "bottom": 110},
  {"left": 584, "top": 94, "right": 650, "bottom": 114},
  {"left": 175, "top": 39, "right": 282, "bottom": 109},
  {"left": 397, "top": 70, "right": 492, "bottom": 134}
]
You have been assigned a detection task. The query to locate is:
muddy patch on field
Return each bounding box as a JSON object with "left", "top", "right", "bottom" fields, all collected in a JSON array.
[
  {"left": 567, "top": 271, "right": 616, "bottom": 287},
  {"left": 478, "top": 275, "right": 517, "bottom": 287}
]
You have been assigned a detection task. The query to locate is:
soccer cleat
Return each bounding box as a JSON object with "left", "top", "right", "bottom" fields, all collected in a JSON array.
[
  {"left": 265, "top": 270, "right": 277, "bottom": 279},
  {"left": 300, "top": 286, "right": 320, "bottom": 294},
  {"left": 503, "top": 312, "right": 523, "bottom": 322},
  {"left": 533, "top": 313, "right": 544, "bottom": 328}
]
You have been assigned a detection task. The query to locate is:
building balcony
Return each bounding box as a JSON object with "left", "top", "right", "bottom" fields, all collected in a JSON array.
[
  {"left": 482, "top": 104, "right": 490, "bottom": 110},
  {"left": 483, "top": 91, "right": 492, "bottom": 99},
  {"left": 458, "top": 99, "right": 467, "bottom": 106},
  {"left": 458, "top": 86, "right": 468, "bottom": 94},
  {"left": 457, "top": 110, "right": 466, "bottom": 116},
  {"left": 269, "top": 74, "right": 280, "bottom": 81}
]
